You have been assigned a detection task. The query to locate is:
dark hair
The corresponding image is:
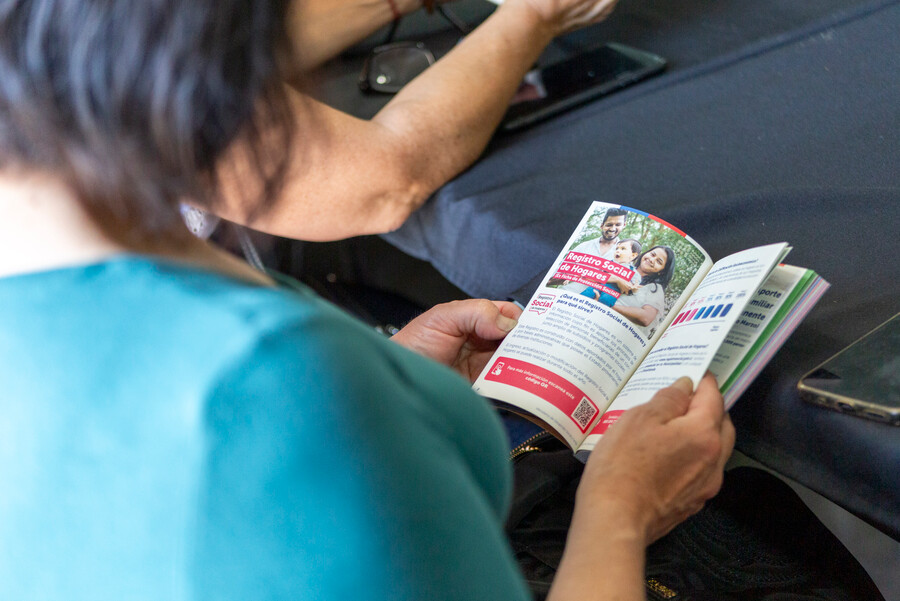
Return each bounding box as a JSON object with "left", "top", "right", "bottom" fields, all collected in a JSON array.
[
  {"left": 618, "top": 238, "right": 642, "bottom": 256},
  {"left": 602, "top": 207, "right": 628, "bottom": 225},
  {"left": 635, "top": 245, "right": 675, "bottom": 289},
  {"left": 0, "top": 0, "right": 293, "bottom": 245}
]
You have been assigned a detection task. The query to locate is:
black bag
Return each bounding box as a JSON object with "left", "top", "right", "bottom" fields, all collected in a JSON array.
[
  {"left": 504, "top": 433, "right": 884, "bottom": 601},
  {"left": 505, "top": 433, "right": 583, "bottom": 600}
]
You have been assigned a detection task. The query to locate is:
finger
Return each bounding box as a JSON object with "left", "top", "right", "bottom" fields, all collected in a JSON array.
[
  {"left": 597, "top": 2, "right": 617, "bottom": 20},
  {"left": 444, "top": 299, "right": 517, "bottom": 340},
  {"left": 491, "top": 300, "right": 523, "bottom": 321},
  {"left": 482, "top": 300, "right": 518, "bottom": 335},
  {"left": 684, "top": 373, "right": 726, "bottom": 425},
  {"left": 584, "top": 0, "right": 618, "bottom": 24},
  {"left": 716, "top": 413, "right": 736, "bottom": 471},
  {"left": 642, "top": 376, "right": 694, "bottom": 423}
]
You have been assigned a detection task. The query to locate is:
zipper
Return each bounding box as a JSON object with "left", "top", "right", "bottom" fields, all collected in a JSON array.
[
  {"left": 645, "top": 577, "right": 679, "bottom": 600},
  {"left": 508, "top": 430, "right": 554, "bottom": 462}
]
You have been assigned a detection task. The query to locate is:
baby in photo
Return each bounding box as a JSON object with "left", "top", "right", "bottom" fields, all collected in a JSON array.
[{"left": 586, "top": 238, "right": 642, "bottom": 306}]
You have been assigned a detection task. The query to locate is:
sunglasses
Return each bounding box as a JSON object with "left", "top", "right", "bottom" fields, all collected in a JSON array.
[{"left": 359, "top": 5, "right": 471, "bottom": 94}]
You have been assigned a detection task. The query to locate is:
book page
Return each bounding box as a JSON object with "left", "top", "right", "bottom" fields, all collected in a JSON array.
[
  {"left": 473, "top": 202, "right": 711, "bottom": 449},
  {"left": 575, "top": 242, "right": 789, "bottom": 453},
  {"left": 712, "top": 265, "right": 829, "bottom": 407}
]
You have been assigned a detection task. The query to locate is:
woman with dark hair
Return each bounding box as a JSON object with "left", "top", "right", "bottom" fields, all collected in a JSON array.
[
  {"left": 613, "top": 245, "right": 677, "bottom": 337},
  {"left": 0, "top": 2, "right": 732, "bottom": 600}
]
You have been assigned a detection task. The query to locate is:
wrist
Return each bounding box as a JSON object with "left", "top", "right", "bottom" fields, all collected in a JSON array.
[
  {"left": 572, "top": 488, "right": 654, "bottom": 546},
  {"left": 385, "top": 0, "right": 402, "bottom": 20},
  {"left": 502, "top": 0, "right": 566, "bottom": 38},
  {"left": 495, "top": 0, "right": 559, "bottom": 45},
  {"left": 552, "top": 503, "right": 647, "bottom": 601},
  {"left": 395, "top": 0, "right": 428, "bottom": 17}
]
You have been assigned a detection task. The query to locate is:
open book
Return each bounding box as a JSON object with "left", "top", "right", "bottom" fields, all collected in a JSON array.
[{"left": 473, "top": 202, "right": 829, "bottom": 459}]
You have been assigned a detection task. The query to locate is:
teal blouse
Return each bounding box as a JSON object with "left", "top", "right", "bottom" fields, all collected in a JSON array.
[{"left": 0, "top": 257, "right": 530, "bottom": 601}]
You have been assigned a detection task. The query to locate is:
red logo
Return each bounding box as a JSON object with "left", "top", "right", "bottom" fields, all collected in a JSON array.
[{"left": 529, "top": 293, "right": 556, "bottom": 315}]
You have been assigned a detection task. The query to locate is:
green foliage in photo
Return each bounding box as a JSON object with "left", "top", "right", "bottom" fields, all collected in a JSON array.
[{"left": 571, "top": 206, "right": 707, "bottom": 310}]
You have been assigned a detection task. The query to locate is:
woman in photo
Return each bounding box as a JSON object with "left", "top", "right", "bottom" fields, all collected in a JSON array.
[{"left": 612, "top": 245, "right": 676, "bottom": 337}]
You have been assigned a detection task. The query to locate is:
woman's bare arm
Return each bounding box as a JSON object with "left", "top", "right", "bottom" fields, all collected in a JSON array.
[
  {"left": 612, "top": 301, "right": 658, "bottom": 327},
  {"left": 216, "top": 0, "right": 618, "bottom": 241},
  {"left": 548, "top": 375, "right": 735, "bottom": 601},
  {"left": 285, "top": 0, "right": 438, "bottom": 75},
  {"left": 607, "top": 274, "right": 640, "bottom": 294}
]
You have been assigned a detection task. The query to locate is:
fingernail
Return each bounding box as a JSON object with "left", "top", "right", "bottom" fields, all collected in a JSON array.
[
  {"left": 497, "top": 315, "right": 518, "bottom": 332},
  {"left": 672, "top": 376, "right": 694, "bottom": 394}
]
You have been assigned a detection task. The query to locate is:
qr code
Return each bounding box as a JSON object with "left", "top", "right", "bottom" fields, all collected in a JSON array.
[{"left": 571, "top": 397, "right": 598, "bottom": 431}]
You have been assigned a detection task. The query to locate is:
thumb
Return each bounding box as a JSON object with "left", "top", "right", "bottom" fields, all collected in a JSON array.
[
  {"left": 463, "top": 299, "right": 518, "bottom": 340},
  {"left": 434, "top": 299, "right": 517, "bottom": 341},
  {"left": 643, "top": 376, "right": 695, "bottom": 423},
  {"left": 494, "top": 311, "right": 518, "bottom": 334}
]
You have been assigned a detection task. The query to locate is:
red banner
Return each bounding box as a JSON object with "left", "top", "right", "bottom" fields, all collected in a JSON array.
[{"left": 484, "top": 357, "right": 598, "bottom": 432}]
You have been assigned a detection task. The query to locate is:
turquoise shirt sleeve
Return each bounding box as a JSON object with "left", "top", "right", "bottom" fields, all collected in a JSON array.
[{"left": 192, "top": 300, "right": 531, "bottom": 601}]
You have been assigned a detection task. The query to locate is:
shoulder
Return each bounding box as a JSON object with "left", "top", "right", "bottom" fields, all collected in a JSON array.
[
  {"left": 194, "top": 309, "right": 526, "bottom": 600},
  {"left": 647, "top": 282, "right": 666, "bottom": 298},
  {"left": 169, "top": 267, "right": 524, "bottom": 599},
  {"left": 636, "top": 283, "right": 666, "bottom": 309},
  {"left": 2, "top": 258, "right": 527, "bottom": 600}
]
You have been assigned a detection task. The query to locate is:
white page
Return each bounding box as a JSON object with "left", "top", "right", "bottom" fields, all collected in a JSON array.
[
  {"left": 710, "top": 264, "right": 806, "bottom": 404},
  {"left": 576, "top": 242, "right": 789, "bottom": 454},
  {"left": 713, "top": 265, "right": 829, "bottom": 408},
  {"left": 474, "top": 202, "right": 711, "bottom": 449}
]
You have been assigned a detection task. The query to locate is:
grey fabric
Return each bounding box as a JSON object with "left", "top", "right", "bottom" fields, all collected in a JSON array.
[{"left": 383, "top": 0, "right": 900, "bottom": 538}]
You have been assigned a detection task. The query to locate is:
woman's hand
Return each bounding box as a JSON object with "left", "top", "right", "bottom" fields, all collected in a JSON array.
[
  {"left": 285, "top": 0, "right": 461, "bottom": 74},
  {"left": 548, "top": 375, "right": 733, "bottom": 600},
  {"left": 390, "top": 299, "right": 521, "bottom": 381},
  {"left": 611, "top": 300, "right": 657, "bottom": 327},
  {"left": 607, "top": 274, "right": 639, "bottom": 295},
  {"left": 513, "top": 0, "right": 619, "bottom": 36},
  {"left": 579, "top": 374, "right": 735, "bottom": 544}
]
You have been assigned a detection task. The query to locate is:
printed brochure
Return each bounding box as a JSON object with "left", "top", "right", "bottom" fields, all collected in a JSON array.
[{"left": 473, "top": 202, "right": 829, "bottom": 457}]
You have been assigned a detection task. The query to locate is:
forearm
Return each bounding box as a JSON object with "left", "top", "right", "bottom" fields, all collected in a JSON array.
[
  {"left": 216, "top": 0, "right": 615, "bottom": 240},
  {"left": 612, "top": 303, "right": 655, "bottom": 327},
  {"left": 370, "top": 1, "right": 555, "bottom": 197},
  {"left": 607, "top": 275, "right": 635, "bottom": 292},
  {"left": 286, "top": 0, "right": 425, "bottom": 74},
  {"left": 218, "top": 2, "right": 558, "bottom": 240},
  {"left": 548, "top": 375, "right": 734, "bottom": 601},
  {"left": 548, "top": 504, "right": 647, "bottom": 601}
]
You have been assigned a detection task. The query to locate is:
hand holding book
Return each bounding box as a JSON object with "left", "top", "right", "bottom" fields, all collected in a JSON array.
[
  {"left": 473, "top": 201, "right": 829, "bottom": 457},
  {"left": 390, "top": 298, "right": 522, "bottom": 382},
  {"left": 579, "top": 374, "right": 735, "bottom": 542},
  {"left": 548, "top": 373, "right": 735, "bottom": 600}
]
